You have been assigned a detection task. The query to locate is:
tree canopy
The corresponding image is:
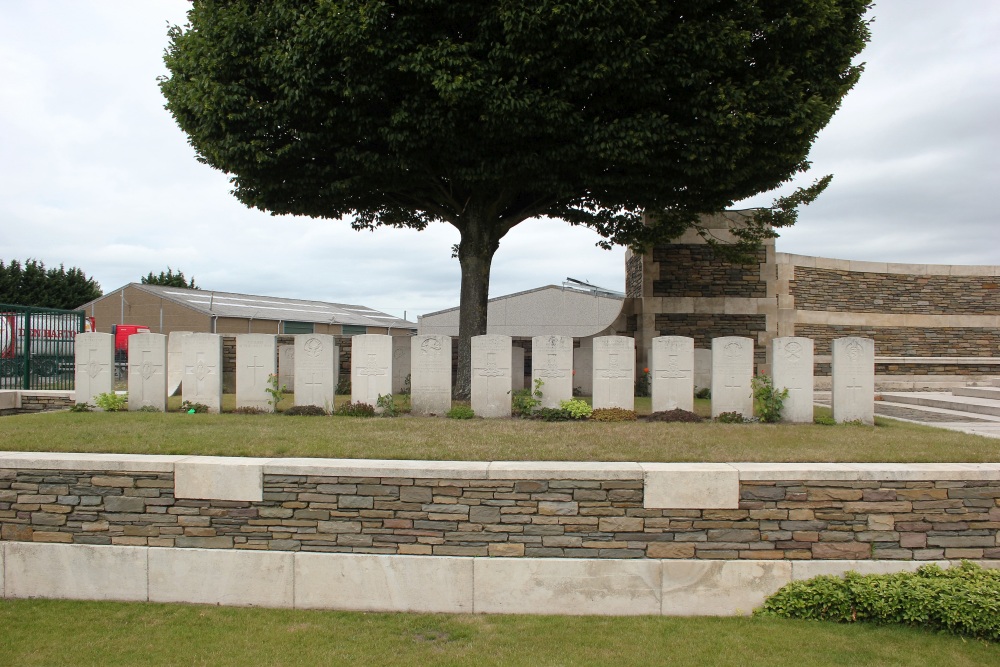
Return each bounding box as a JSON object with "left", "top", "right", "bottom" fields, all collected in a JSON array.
[
  {"left": 141, "top": 267, "right": 199, "bottom": 289},
  {"left": 161, "top": 0, "right": 871, "bottom": 395},
  {"left": 0, "top": 259, "right": 102, "bottom": 310}
]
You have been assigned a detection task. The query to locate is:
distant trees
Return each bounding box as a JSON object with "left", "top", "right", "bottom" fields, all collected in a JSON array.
[
  {"left": 141, "top": 267, "right": 199, "bottom": 289},
  {"left": 0, "top": 259, "right": 103, "bottom": 310}
]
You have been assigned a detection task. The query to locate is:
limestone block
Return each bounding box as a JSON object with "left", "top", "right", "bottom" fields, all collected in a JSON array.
[
  {"left": 410, "top": 334, "right": 451, "bottom": 416},
  {"left": 532, "top": 335, "right": 574, "bottom": 408},
  {"left": 174, "top": 456, "right": 267, "bottom": 501},
  {"left": 848, "top": 462, "right": 1000, "bottom": 481},
  {"left": 74, "top": 332, "right": 114, "bottom": 406},
  {"left": 573, "top": 343, "right": 592, "bottom": 396},
  {"left": 661, "top": 560, "right": 791, "bottom": 616},
  {"left": 474, "top": 558, "right": 662, "bottom": 615},
  {"left": 643, "top": 463, "right": 740, "bottom": 509},
  {"left": 181, "top": 333, "right": 223, "bottom": 413},
  {"left": 264, "top": 458, "right": 490, "bottom": 479},
  {"left": 511, "top": 346, "right": 526, "bottom": 391},
  {"left": 693, "top": 348, "right": 712, "bottom": 393},
  {"left": 236, "top": 334, "right": 277, "bottom": 411},
  {"left": 0, "top": 451, "right": 182, "bottom": 472},
  {"left": 277, "top": 344, "right": 295, "bottom": 395},
  {"left": 771, "top": 336, "right": 814, "bottom": 423},
  {"left": 5, "top": 543, "right": 147, "bottom": 601},
  {"left": 294, "top": 334, "right": 337, "bottom": 409},
  {"left": 651, "top": 336, "right": 694, "bottom": 413},
  {"left": 166, "top": 331, "right": 191, "bottom": 396},
  {"left": 791, "top": 560, "right": 943, "bottom": 580},
  {"left": 831, "top": 337, "right": 875, "bottom": 424},
  {"left": 488, "top": 461, "right": 643, "bottom": 481},
  {"left": 391, "top": 336, "right": 412, "bottom": 394},
  {"left": 0, "top": 391, "right": 16, "bottom": 410},
  {"left": 295, "top": 553, "right": 473, "bottom": 612},
  {"left": 127, "top": 333, "right": 168, "bottom": 412},
  {"left": 471, "top": 335, "right": 512, "bottom": 418},
  {"left": 711, "top": 337, "right": 754, "bottom": 418},
  {"left": 592, "top": 336, "right": 635, "bottom": 410},
  {"left": 352, "top": 334, "right": 393, "bottom": 409},
  {"left": 148, "top": 548, "right": 294, "bottom": 607}
]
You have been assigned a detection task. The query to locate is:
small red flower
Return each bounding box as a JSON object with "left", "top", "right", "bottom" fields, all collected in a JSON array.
[{"left": 643, "top": 367, "right": 650, "bottom": 374}]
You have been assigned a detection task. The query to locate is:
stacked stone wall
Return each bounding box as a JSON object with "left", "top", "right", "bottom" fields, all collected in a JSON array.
[
  {"left": 654, "top": 314, "right": 767, "bottom": 365},
  {"left": 651, "top": 246, "right": 767, "bottom": 298},
  {"left": 625, "top": 253, "right": 643, "bottom": 299},
  {"left": 795, "top": 325, "right": 1000, "bottom": 358},
  {"left": 4, "top": 466, "right": 997, "bottom": 562},
  {"left": 791, "top": 268, "right": 999, "bottom": 315}
]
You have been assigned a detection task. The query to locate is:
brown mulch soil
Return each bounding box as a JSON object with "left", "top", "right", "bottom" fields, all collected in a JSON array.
[{"left": 644, "top": 409, "right": 705, "bottom": 423}]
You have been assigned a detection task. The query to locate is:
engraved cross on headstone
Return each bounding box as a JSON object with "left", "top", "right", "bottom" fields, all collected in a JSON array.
[
  {"left": 247, "top": 354, "right": 266, "bottom": 388},
  {"left": 81, "top": 343, "right": 107, "bottom": 380}
]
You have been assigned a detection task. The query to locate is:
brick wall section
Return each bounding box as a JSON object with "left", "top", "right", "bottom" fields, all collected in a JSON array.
[
  {"left": 13, "top": 394, "right": 74, "bottom": 413},
  {"left": 626, "top": 253, "right": 643, "bottom": 299},
  {"left": 794, "top": 325, "right": 1000, "bottom": 357},
  {"left": 791, "top": 268, "right": 1000, "bottom": 315},
  {"left": 4, "top": 468, "right": 996, "bottom": 561},
  {"left": 655, "top": 314, "right": 767, "bottom": 365},
  {"left": 651, "top": 246, "right": 767, "bottom": 298}
]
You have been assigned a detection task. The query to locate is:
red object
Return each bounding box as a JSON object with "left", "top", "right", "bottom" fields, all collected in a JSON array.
[{"left": 111, "top": 324, "right": 151, "bottom": 355}]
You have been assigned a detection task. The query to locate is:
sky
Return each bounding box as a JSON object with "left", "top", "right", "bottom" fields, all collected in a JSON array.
[{"left": 1, "top": 1, "right": 998, "bottom": 322}]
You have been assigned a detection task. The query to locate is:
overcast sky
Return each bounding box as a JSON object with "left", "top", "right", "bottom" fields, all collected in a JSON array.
[{"left": 1, "top": 1, "right": 997, "bottom": 321}]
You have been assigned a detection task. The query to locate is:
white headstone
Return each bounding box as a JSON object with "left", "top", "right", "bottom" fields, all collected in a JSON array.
[
  {"left": 511, "top": 346, "right": 525, "bottom": 391},
  {"left": 392, "top": 336, "right": 412, "bottom": 394},
  {"left": 166, "top": 331, "right": 191, "bottom": 397},
  {"left": 711, "top": 337, "right": 754, "bottom": 418},
  {"left": 294, "top": 334, "right": 338, "bottom": 410},
  {"left": 531, "top": 335, "right": 573, "bottom": 409},
  {"left": 693, "top": 348, "right": 712, "bottom": 394},
  {"left": 236, "top": 334, "right": 277, "bottom": 412},
  {"left": 592, "top": 336, "right": 635, "bottom": 410},
  {"left": 410, "top": 334, "right": 452, "bottom": 415},
  {"left": 832, "top": 336, "right": 875, "bottom": 425},
  {"left": 471, "top": 334, "right": 512, "bottom": 418},
  {"left": 771, "top": 337, "right": 814, "bottom": 423},
  {"left": 74, "top": 332, "right": 114, "bottom": 406},
  {"left": 352, "top": 334, "right": 392, "bottom": 409},
  {"left": 651, "top": 336, "right": 694, "bottom": 413},
  {"left": 277, "top": 344, "right": 294, "bottom": 396},
  {"left": 127, "top": 333, "right": 167, "bottom": 412},
  {"left": 573, "top": 338, "right": 593, "bottom": 396},
  {"left": 182, "top": 333, "right": 224, "bottom": 413}
]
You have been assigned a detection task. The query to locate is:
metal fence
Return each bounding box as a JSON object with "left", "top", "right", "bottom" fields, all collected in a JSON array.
[{"left": 0, "top": 304, "right": 88, "bottom": 390}]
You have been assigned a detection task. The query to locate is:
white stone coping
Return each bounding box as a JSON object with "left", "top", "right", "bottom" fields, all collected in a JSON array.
[
  {"left": 0, "top": 451, "right": 184, "bottom": 472},
  {"left": 4, "top": 544, "right": 996, "bottom": 616},
  {"left": 265, "top": 458, "right": 492, "bottom": 479},
  {"left": 731, "top": 462, "right": 1000, "bottom": 481}
]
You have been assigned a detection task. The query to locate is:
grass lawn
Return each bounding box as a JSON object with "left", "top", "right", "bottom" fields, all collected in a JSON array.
[
  {"left": 1, "top": 397, "right": 996, "bottom": 462},
  {"left": 0, "top": 599, "right": 996, "bottom": 666}
]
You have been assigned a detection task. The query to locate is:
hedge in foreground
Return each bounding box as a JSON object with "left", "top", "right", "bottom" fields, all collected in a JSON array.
[{"left": 755, "top": 562, "right": 1000, "bottom": 641}]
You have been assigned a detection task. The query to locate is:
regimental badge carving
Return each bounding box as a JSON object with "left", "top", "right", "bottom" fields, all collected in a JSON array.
[
  {"left": 783, "top": 341, "right": 803, "bottom": 360},
  {"left": 304, "top": 337, "right": 323, "bottom": 357}
]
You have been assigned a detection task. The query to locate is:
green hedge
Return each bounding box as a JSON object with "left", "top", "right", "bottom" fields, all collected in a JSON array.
[{"left": 755, "top": 562, "right": 1000, "bottom": 641}]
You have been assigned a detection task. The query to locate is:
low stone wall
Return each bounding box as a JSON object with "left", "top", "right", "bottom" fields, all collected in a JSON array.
[
  {"left": 1, "top": 453, "right": 998, "bottom": 615},
  {"left": 0, "top": 391, "right": 74, "bottom": 416}
]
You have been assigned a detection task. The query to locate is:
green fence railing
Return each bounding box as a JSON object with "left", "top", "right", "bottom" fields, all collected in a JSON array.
[{"left": 0, "top": 304, "right": 88, "bottom": 390}]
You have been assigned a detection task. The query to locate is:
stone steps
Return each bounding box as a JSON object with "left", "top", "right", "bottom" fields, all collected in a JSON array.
[
  {"left": 878, "top": 391, "right": 1000, "bottom": 418},
  {"left": 952, "top": 386, "right": 1000, "bottom": 401},
  {"left": 875, "top": 400, "right": 1000, "bottom": 423}
]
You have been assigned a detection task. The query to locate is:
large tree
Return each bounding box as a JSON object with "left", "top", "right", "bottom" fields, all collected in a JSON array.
[
  {"left": 141, "top": 267, "right": 199, "bottom": 289},
  {"left": 0, "top": 259, "right": 102, "bottom": 310},
  {"left": 161, "top": 0, "right": 871, "bottom": 396}
]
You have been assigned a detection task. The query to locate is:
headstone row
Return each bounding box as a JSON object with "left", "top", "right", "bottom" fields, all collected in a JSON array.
[{"left": 74, "top": 332, "right": 875, "bottom": 423}]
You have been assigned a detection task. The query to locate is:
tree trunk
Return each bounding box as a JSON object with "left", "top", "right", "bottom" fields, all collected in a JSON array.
[{"left": 453, "top": 213, "right": 501, "bottom": 400}]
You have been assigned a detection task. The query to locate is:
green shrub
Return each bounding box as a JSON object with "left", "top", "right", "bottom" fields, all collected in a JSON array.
[
  {"left": 336, "top": 401, "right": 376, "bottom": 417},
  {"left": 94, "top": 392, "right": 128, "bottom": 412},
  {"left": 532, "top": 407, "right": 573, "bottom": 421},
  {"left": 814, "top": 415, "right": 836, "bottom": 426},
  {"left": 135, "top": 405, "right": 161, "bottom": 413},
  {"left": 559, "top": 399, "right": 593, "bottom": 420},
  {"left": 694, "top": 387, "right": 711, "bottom": 400},
  {"left": 446, "top": 405, "right": 475, "bottom": 419},
  {"left": 180, "top": 400, "right": 210, "bottom": 414},
  {"left": 756, "top": 562, "right": 1000, "bottom": 641},
  {"left": 634, "top": 367, "right": 651, "bottom": 397},
  {"left": 376, "top": 393, "right": 399, "bottom": 417},
  {"left": 265, "top": 373, "right": 287, "bottom": 408},
  {"left": 751, "top": 374, "right": 789, "bottom": 423},
  {"left": 511, "top": 378, "right": 543, "bottom": 417},
  {"left": 69, "top": 403, "right": 93, "bottom": 412},
  {"left": 283, "top": 405, "right": 327, "bottom": 416},
  {"left": 590, "top": 407, "right": 637, "bottom": 422},
  {"left": 714, "top": 411, "right": 747, "bottom": 424},
  {"left": 335, "top": 377, "right": 351, "bottom": 395}
]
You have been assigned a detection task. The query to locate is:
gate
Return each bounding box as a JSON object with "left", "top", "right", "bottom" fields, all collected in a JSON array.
[{"left": 0, "top": 304, "right": 88, "bottom": 390}]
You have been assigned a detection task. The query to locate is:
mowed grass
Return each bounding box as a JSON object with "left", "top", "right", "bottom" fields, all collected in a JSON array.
[
  {"left": 0, "top": 599, "right": 997, "bottom": 667},
  {"left": 2, "top": 397, "right": 996, "bottom": 462}
]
